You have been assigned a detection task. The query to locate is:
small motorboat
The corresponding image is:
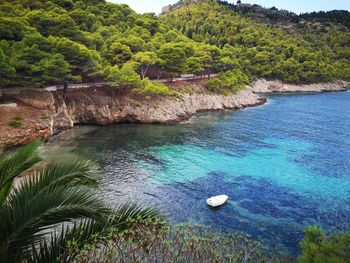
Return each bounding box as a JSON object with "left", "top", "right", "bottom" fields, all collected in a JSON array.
[{"left": 206, "top": 195, "right": 228, "bottom": 207}]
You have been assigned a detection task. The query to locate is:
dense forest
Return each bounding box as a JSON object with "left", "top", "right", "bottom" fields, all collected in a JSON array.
[{"left": 0, "top": 0, "right": 349, "bottom": 93}]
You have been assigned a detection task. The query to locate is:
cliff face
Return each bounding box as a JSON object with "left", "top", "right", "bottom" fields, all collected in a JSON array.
[
  {"left": 0, "top": 90, "right": 53, "bottom": 149},
  {"left": 52, "top": 86, "right": 265, "bottom": 129},
  {"left": 0, "top": 85, "right": 265, "bottom": 149},
  {"left": 1, "top": 79, "right": 348, "bottom": 149},
  {"left": 250, "top": 79, "right": 350, "bottom": 93}
]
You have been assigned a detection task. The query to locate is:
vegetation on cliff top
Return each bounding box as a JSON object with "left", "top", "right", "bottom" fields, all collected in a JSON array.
[
  {"left": 0, "top": 0, "right": 349, "bottom": 91},
  {"left": 163, "top": 0, "right": 350, "bottom": 84}
]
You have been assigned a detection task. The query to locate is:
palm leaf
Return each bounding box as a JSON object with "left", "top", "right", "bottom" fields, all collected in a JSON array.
[
  {"left": 0, "top": 141, "right": 160, "bottom": 262},
  {"left": 1, "top": 185, "right": 111, "bottom": 257},
  {"left": 27, "top": 204, "right": 160, "bottom": 262},
  {"left": 111, "top": 203, "right": 160, "bottom": 231},
  {"left": 7, "top": 159, "right": 100, "bottom": 207},
  {"left": 0, "top": 140, "right": 42, "bottom": 204},
  {"left": 0, "top": 152, "right": 113, "bottom": 261}
]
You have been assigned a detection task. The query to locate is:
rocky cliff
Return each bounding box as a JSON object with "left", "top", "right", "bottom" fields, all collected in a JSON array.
[
  {"left": 1, "top": 79, "right": 349, "bottom": 149},
  {"left": 0, "top": 84, "right": 265, "bottom": 149},
  {"left": 250, "top": 79, "right": 350, "bottom": 93}
]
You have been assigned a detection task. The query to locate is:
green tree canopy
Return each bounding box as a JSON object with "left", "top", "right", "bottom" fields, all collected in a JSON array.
[
  {"left": 129, "top": 51, "right": 158, "bottom": 79},
  {"left": 158, "top": 43, "right": 187, "bottom": 81},
  {"left": 107, "top": 41, "right": 133, "bottom": 66}
]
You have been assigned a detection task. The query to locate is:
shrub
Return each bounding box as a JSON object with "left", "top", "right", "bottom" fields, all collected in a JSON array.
[
  {"left": 299, "top": 225, "right": 350, "bottom": 263},
  {"left": 67, "top": 219, "right": 284, "bottom": 263},
  {"left": 207, "top": 70, "right": 250, "bottom": 94},
  {"left": 106, "top": 65, "right": 174, "bottom": 96},
  {"left": 140, "top": 79, "right": 173, "bottom": 96},
  {"left": 106, "top": 64, "right": 143, "bottom": 88},
  {"left": 207, "top": 79, "right": 222, "bottom": 92},
  {"left": 8, "top": 116, "right": 23, "bottom": 128}
]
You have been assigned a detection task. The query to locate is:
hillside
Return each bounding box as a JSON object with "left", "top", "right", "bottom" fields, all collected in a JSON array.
[
  {"left": 162, "top": 0, "right": 350, "bottom": 84},
  {"left": 0, "top": 0, "right": 349, "bottom": 91}
]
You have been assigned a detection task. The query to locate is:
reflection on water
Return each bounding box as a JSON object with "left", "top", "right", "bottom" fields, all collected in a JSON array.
[{"left": 42, "top": 91, "right": 350, "bottom": 255}]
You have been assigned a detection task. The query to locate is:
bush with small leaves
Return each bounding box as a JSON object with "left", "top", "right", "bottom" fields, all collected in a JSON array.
[
  {"left": 8, "top": 116, "right": 23, "bottom": 128},
  {"left": 299, "top": 225, "right": 350, "bottom": 263},
  {"left": 67, "top": 219, "right": 287, "bottom": 263}
]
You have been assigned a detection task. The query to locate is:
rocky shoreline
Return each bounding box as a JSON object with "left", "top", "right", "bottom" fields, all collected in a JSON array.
[
  {"left": 249, "top": 79, "right": 350, "bottom": 93},
  {"left": 0, "top": 79, "right": 349, "bottom": 149}
]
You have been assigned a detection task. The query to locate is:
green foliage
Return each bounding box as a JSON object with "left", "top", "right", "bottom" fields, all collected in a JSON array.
[
  {"left": 31, "top": 53, "right": 71, "bottom": 83},
  {"left": 158, "top": 42, "right": 188, "bottom": 80},
  {"left": 0, "top": 0, "right": 349, "bottom": 87},
  {"left": 300, "top": 10, "right": 350, "bottom": 28},
  {"left": 106, "top": 64, "right": 174, "bottom": 96},
  {"left": 0, "top": 140, "right": 108, "bottom": 261},
  {"left": 299, "top": 225, "right": 350, "bottom": 263},
  {"left": 68, "top": 220, "right": 282, "bottom": 263},
  {"left": 0, "top": 17, "right": 25, "bottom": 41},
  {"left": 140, "top": 79, "right": 173, "bottom": 96},
  {"left": 208, "top": 70, "right": 249, "bottom": 94},
  {"left": 8, "top": 116, "right": 23, "bottom": 128},
  {"left": 130, "top": 51, "right": 158, "bottom": 79},
  {"left": 0, "top": 47, "right": 15, "bottom": 86},
  {"left": 107, "top": 41, "right": 132, "bottom": 66},
  {"left": 162, "top": 0, "right": 350, "bottom": 84},
  {"left": 52, "top": 37, "right": 102, "bottom": 76},
  {"left": 0, "top": 140, "right": 159, "bottom": 262},
  {"left": 106, "top": 64, "right": 142, "bottom": 88}
]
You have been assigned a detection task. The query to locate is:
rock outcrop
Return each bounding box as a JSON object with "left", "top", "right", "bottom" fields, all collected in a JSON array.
[
  {"left": 54, "top": 87, "right": 265, "bottom": 127},
  {"left": 0, "top": 90, "right": 53, "bottom": 149},
  {"left": 1, "top": 79, "right": 349, "bottom": 149},
  {"left": 250, "top": 79, "right": 350, "bottom": 93}
]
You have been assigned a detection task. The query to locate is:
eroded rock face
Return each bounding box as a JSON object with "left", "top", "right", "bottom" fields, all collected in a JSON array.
[
  {"left": 1, "top": 79, "right": 348, "bottom": 149},
  {"left": 0, "top": 86, "right": 265, "bottom": 149},
  {"left": 0, "top": 90, "right": 53, "bottom": 149},
  {"left": 52, "top": 86, "right": 265, "bottom": 126},
  {"left": 250, "top": 79, "right": 350, "bottom": 93},
  {"left": 0, "top": 123, "right": 50, "bottom": 148},
  {"left": 12, "top": 90, "right": 55, "bottom": 110}
]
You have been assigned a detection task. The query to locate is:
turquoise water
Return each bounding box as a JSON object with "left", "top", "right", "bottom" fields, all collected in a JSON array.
[{"left": 43, "top": 91, "right": 350, "bottom": 254}]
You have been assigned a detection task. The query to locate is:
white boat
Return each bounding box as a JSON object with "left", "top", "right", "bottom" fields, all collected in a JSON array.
[{"left": 206, "top": 195, "right": 229, "bottom": 207}]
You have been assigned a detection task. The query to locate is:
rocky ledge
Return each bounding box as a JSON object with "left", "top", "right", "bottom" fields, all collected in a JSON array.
[
  {"left": 250, "top": 79, "right": 350, "bottom": 93},
  {"left": 0, "top": 79, "right": 349, "bottom": 149}
]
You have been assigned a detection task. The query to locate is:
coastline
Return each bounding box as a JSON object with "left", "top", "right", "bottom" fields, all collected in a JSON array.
[{"left": 0, "top": 79, "right": 349, "bottom": 149}]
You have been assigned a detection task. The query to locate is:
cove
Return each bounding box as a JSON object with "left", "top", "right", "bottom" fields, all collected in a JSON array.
[{"left": 42, "top": 91, "right": 350, "bottom": 255}]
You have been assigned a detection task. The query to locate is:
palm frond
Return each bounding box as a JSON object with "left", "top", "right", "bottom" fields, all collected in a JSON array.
[
  {"left": 8, "top": 159, "right": 100, "bottom": 206},
  {"left": 0, "top": 141, "right": 161, "bottom": 262},
  {"left": 2, "top": 185, "right": 111, "bottom": 255},
  {"left": 111, "top": 203, "right": 161, "bottom": 231},
  {"left": 27, "top": 204, "right": 160, "bottom": 262},
  {"left": 0, "top": 140, "right": 42, "bottom": 204},
  {"left": 33, "top": 158, "right": 100, "bottom": 188},
  {"left": 28, "top": 220, "right": 105, "bottom": 263},
  {"left": 0, "top": 154, "right": 113, "bottom": 261}
]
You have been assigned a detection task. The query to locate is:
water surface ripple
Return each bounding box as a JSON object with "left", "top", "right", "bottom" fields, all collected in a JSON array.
[{"left": 43, "top": 92, "right": 350, "bottom": 255}]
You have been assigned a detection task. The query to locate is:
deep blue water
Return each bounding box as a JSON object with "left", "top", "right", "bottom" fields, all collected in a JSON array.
[{"left": 43, "top": 91, "right": 350, "bottom": 255}]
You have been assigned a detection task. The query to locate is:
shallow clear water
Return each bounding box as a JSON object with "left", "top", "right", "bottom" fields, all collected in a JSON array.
[{"left": 43, "top": 91, "right": 350, "bottom": 255}]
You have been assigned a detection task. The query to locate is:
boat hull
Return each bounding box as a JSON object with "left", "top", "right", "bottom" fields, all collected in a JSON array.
[{"left": 206, "top": 195, "right": 229, "bottom": 207}]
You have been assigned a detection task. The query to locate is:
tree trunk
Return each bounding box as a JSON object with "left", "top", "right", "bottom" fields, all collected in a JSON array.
[
  {"left": 157, "top": 70, "right": 162, "bottom": 80},
  {"left": 141, "top": 64, "right": 149, "bottom": 80}
]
